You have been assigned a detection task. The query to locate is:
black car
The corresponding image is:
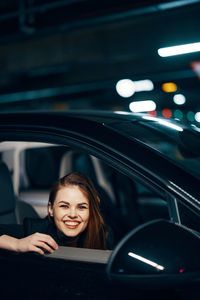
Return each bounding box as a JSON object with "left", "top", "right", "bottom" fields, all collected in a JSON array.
[{"left": 0, "top": 110, "right": 200, "bottom": 300}]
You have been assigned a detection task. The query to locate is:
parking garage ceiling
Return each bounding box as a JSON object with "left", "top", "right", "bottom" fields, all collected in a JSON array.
[{"left": 0, "top": 0, "right": 200, "bottom": 116}]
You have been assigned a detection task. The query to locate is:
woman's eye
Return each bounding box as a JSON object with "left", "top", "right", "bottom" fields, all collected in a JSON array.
[
  {"left": 60, "top": 205, "right": 69, "bottom": 209},
  {"left": 79, "top": 205, "right": 87, "bottom": 210}
]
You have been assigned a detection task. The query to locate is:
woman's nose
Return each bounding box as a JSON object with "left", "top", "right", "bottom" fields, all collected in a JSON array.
[{"left": 68, "top": 208, "right": 78, "bottom": 218}]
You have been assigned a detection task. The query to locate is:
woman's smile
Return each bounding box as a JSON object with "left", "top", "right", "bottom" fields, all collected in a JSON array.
[{"left": 64, "top": 220, "right": 81, "bottom": 229}]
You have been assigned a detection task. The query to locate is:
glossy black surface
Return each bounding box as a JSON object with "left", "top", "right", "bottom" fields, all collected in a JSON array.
[{"left": 107, "top": 220, "right": 200, "bottom": 286}]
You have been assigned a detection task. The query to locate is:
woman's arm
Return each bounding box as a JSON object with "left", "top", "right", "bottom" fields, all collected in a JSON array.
[{"left": 0, "top": 232, "right": 58, "bottom": 254}]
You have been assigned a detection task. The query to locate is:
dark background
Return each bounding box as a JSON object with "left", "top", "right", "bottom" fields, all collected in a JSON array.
[{"left": 0, "top": 0, "right": 200, "bottom": 125}]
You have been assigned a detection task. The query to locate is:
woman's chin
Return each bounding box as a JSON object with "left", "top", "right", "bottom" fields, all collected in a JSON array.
[{"left": 62, "top": 228, "right": 80, "bottom": 237}]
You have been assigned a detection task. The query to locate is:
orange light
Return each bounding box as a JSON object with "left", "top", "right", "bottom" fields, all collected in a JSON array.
[
  {"left": 162, "top": 108, "right": 172, "bottom": 118},
  {"left": 162, "top": 82, "right": 177, "bottom": 93}
]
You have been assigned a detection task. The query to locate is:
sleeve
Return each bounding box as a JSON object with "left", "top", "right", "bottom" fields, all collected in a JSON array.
[
  {"left": 0, "top": 224, "right": 25, "bottom": 238},
  {"left": 23, "top": 217, "right": 49, "bottom": 236}
]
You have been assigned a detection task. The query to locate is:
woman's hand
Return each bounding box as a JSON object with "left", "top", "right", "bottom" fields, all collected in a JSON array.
[{"left": 16, "top": 232, "right": 58, "bottom": 254}]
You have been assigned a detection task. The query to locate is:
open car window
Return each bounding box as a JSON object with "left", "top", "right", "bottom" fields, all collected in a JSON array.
[{"left": 0, "top": 141, "right": 172, "bottom": 252}]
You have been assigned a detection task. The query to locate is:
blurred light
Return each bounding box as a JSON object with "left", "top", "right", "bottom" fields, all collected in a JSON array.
[
  {"left": 191, "top": 124, "right": 200, "bottom": 132},
  {"left": 162, "top": 108, "right": 172, "bottom": 118},
  {"left": 195, "top": 112, "right": 200, "bottom": 122},
  {"left": 128, "top": 252, "right": 164, "bottom": 271},
  {"left": 179, "top": 268, "right": 185, "bottom": 274},
  {"left": 187, "top": 111, "right": 195, "bottom": 122},
  {"left": 143, "top": 115, "right": 183, "bottom": 131},
  {"left": 129, "top": 100, "right": 156, "bottom": 112},
  {"left": 173, "top": 94, "right": 186, "bottom": 105},
  {"left": 174, "top": 109, "right": 183, "bottom": 120},
  {"left": 133, "top": 79, "right": 154, "bottom": 92},
  {"left": 116, "top": 79, "right": 135, "bottom": 98},
  {"left": 142, "top": 116, "right": 158, "bottom": 121},
  {"left": 148, "top": 110, "right": 157, "bottom": 117},
  {"left": 158, "top": 120, "right": 183, "bottom": 131},
  {"left": 191, "top": 61, "right": 200, "bottom": 78},
  {"left": 162, "top": 82, "right": 177, "bottom": 93},
  {"left": 115, "top": 111, "right": 132, "bottom": 115},
  {"left": 158, "top": 42, "right": 200, "bottom": 57}
]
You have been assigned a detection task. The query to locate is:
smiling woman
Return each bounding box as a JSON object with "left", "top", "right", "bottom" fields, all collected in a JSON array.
[
  {"left": 0, "top": 172, "right": 111, "bottom": 254},
  {"left": 47, "top": 172, "right": 109, "bottom": 249}
]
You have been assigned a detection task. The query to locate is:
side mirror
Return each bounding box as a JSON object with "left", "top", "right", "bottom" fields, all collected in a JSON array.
[{"left": 107, "top": 219, "right": 200, "bottom": 289}]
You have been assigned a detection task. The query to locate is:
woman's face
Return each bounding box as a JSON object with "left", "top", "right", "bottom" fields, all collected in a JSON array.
[{"left": 48, "top": 185, "right": 90, "bottom": 237}]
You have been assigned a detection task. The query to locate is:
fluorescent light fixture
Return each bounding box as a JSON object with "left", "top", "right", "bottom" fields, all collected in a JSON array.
[
  {"left": 158, "top": 42, "right": 200, "bottom": 57},
  {"left": 116, "top": 79, "right": 154, "bottom": 98},
  {"left": 173, "top": 94, "right": 186, "bottom": 105},
  {"left": 128, "top": 252, "right": 164, "bottom": 271},
  {"left": 129, "top": 100, "right": 156, "bottom": 112},
  {"left": 133, "top": 79, "right": 154, "bottom": 92},
  {"left": 116, "top": 79, "right": 135, "bottom": 98}
]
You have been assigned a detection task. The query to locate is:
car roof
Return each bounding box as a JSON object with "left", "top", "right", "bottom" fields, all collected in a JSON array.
[{"left": 0, "top": 110, "right": 200, "bottom": 205}]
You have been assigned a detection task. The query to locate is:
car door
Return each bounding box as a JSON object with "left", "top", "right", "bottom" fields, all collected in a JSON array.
[{"left": 0, "top": 112, "right": 200, "bottom": 299}]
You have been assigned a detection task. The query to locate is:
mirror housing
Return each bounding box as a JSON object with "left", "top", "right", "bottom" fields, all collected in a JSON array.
[{"left": 107, "top": 220, "right": 200, "bottom": 288}]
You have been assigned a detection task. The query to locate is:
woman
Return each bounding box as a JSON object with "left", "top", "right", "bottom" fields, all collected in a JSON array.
[{"left": 0, "top": 172, "right": 111, "bottom": 254}]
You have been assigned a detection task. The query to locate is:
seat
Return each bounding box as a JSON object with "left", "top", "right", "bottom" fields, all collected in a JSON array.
[
  {"left": 0, "top": 161, "right": 17, "bottom": 224},
  {"left": 19, "top": 146, "right": 67, "bottom": 218},
  {"left": 0, "top": 161, "right": 39, "bottom": 224}
]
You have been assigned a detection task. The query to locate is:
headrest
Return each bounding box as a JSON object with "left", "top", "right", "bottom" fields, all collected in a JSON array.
[
  {"left": 59, "top": 151, "right": 97, "bottom": 185},
  {"left": 25, "top": 148, "right": 58, "bottom": 188}
]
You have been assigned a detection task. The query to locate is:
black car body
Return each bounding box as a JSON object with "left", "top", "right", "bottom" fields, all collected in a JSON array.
[{"left": 0, "top": 110, "right": 200, "bottom": 300}]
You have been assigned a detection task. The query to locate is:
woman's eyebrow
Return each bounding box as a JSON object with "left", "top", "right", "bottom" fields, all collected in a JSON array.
[
  {"left": 78, "top": 202, "right": 89, "bottom": 206},
  {"left": 57, "top": 201, "right": 88, "bottom": 206},
  {"left": 57, "top": 200, "right": 69, "bottom": 204}
]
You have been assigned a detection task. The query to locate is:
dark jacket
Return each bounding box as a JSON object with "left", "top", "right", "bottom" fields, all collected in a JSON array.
[
  {"left": 0, "top": 217, "right": 85, "bottom": 247},
  {"left": 0, "top": 217, "right": 114, "bottom": 249}
]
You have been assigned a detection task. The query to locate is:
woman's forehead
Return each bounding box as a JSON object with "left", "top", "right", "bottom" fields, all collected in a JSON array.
[{"left": 55, "top": 185, "right": 89, "bottom": 204}]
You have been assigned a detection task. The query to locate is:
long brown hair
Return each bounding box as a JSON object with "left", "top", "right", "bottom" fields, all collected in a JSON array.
[{"left": 48, "top": 172, "right": 107, "bottom": 249}]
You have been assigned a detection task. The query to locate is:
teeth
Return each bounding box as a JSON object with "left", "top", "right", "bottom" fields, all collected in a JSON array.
[{"left": 64, "top": 221, "right": 79, "bottom": 226}]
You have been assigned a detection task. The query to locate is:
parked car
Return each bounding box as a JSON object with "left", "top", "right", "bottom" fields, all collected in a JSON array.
[{"left": 0, "top": 110, "right": 200, "bottom": 300}]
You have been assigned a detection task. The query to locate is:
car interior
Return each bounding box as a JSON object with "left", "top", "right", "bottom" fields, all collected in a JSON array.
[
  {"left": 0, "top": 141, "right": 170, "bottom": 250},
  {"left": 2, "top": 140, "right": 200, "bottom": 300}
]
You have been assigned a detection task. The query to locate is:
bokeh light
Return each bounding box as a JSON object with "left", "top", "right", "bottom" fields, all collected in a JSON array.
[{"left": 116, "top": 79, "right": 135, "bottom": 98}]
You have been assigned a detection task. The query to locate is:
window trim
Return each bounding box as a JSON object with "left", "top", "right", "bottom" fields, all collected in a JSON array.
[{"left": 46, "top": 246, "right": 112, "bottom": 264}]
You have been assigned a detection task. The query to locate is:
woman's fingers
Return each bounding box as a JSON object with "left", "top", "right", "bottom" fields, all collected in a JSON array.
[
  {"left": 30, "top": 245, "right": 45, "bottom": 255},
  {"left": 35, "top": 233, "right": 58, "bottom": 250},
  {"left": 17, "top": 233, "right": 58, "bottom": 254},
  {"left": 34, "top": 240, "right": 55, "bottom": 254}
]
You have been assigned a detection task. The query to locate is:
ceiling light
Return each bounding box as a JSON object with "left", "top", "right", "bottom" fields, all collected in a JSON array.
[
  {"left": 195, "top": 112, "right": 200, "bottom": 122},
  {"left": 129, "top": 100, "right": 156, "bottom": 112},
  {"left": 116, "top": 79, "right": 135, "bottom": 98},
  {"left": 133, "top": 79, "right": 154, "bottom": 92},
  {"left": 173, "top": 94, "right": 186, "bottom": 105},
  {"left": 162, "top": 82, "right": 177, "bottom": 93},
  {"left": 158, "top": 42, "right": 200, "bottom": 57}
]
